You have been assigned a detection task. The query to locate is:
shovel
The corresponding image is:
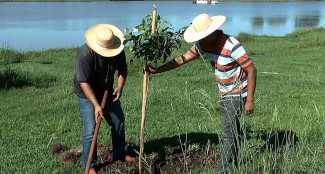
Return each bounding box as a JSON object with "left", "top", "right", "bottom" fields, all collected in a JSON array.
[{"left": 85, "top": 90, "right": 109, "bottom": 174}]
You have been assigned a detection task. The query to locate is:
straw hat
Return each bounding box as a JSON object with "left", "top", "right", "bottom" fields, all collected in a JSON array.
[
  {"left": 85, "top": 24, "right": 125, "bottom": 57},
  {"left": 184, "top": 14, "right": 226, "bottom": 43}
]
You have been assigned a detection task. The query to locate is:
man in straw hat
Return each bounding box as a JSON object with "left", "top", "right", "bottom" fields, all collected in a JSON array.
[
  {"left": 145, "top": 14, "right": 257, "bottom": 171},
  {"left": 73, "top": 23, "right": 135, "bottom": 174}
]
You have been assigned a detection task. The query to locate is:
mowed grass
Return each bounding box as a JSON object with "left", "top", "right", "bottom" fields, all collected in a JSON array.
[{"left": 1, "top": 28, "right": 325, "bottom": 173}]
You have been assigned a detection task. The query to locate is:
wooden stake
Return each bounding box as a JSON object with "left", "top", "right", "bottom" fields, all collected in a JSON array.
[
  {"left": 139, "top": 8, "right": 156, "bottom": 174},
  {"left": 85, "top": 90, "right": 109, "bottom": 174},
  {"left": 151, "top": 10, "right": 157, "bottom": 34}
]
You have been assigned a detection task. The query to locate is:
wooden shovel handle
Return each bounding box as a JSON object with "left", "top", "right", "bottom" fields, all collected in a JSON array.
[{"left": 85, "top": 90, "right": 109, "bottom": 174}]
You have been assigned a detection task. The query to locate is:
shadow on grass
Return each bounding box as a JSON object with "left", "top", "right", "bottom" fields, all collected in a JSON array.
[
  {"left": 123, "top": 132, "right": 219, "bottom": 160},
  {"left": 258, "top": 130, "right": 299, "bottom": 153},
  {"left": 246, "top": 127, "right": 299, "bottom": 153},
  {"left": 95, "top": 130, "right": 298, "bottom": 173},
  {"left": 145, "top": 132, "right": 219, "bottom": 155},
  {"left": 243, "top": 129, "right": 299, "bottom": 173},
  {"left": 96, "top": 132, "right": 220, "bottom": 173}
]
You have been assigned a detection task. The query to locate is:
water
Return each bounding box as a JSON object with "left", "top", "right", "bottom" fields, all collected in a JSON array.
[{"left": 1, "top": 1, "right": 325, "bottom": 51}]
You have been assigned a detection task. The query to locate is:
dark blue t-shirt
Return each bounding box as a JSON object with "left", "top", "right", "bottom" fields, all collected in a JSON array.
[{"left": 73, "top": 44, "right": 127, "bottom": 100}]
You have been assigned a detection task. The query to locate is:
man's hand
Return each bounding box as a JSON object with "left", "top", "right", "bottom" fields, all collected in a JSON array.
[
  {"left": 245, "top": 100, "right": 254, "bottom": 115},
  {"left": 113, "top": 87, "right": 123, "bottom": 102},
  {"left": 94, "top": 104, "right": 103, "bottom": 123},
  {"left": 143, "top": 54, "right": 196, "bottom": 74},
  {"left": 243, "top": 63, "right": 256, "bottom": 115},
  {"left": 143, "top": 65, "right": 157, "bottom": 74}
]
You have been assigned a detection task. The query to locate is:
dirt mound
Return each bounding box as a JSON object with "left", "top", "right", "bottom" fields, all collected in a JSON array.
[
  {"left": 61, "top": 151, "right": 82, "bottom": 164},
  {"left": 52, "top": 141, "right": 221, "bottom": 173},
  {"left": 52, "top": 143, "right": 68, "bottom": 155}
]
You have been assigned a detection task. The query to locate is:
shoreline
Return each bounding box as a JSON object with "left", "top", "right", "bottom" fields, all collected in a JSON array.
[{"left": 0, "top": 0, "right": 318, "bottom": 2}]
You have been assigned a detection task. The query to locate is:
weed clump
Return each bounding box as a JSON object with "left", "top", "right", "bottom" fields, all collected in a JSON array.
[
  {"left": 237, "top": 32, "right": 254, "bottom": 43},
  {"left": 0, "top": 48, "right": 23, "bottom": 65},
  {"left": 0, "top": 66, "right": 57, "bottom": 89}
]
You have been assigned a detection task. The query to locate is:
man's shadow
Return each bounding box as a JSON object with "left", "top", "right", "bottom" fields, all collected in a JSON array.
[
  {"left": 125, "top": 128, "right": 299, "bottom": 165},
  {"left": 243, "top": 128, "right": 299, "bottom": 173},
  {"left": 96, "top": 132, "right": 219, "bottom": 172},
  {"left": 146, "top": 132, "right": 219, "bottom": 153},
  {"left": 97, "top": 128, "right": 299, "bottom": 172},
  {"left": 246, "top": 127, "right": 299, "bottom": 153},
  {"left": 137, "top": 128, "right": 299, "bottom": 156},
  {"left": 127, "top": 132, "right": 220, "bottom": 159}
]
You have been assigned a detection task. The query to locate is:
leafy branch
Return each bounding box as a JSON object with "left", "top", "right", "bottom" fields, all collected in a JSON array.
[{"left": 124, "top": 8, "right": 185, "bottom": 65}]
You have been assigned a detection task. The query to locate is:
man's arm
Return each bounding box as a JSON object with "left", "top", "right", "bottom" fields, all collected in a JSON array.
[
  {"left": 80, "top": 82, "right": 102, "bottom": 122},
  {"left": 145, "top": 52, "right": 197, "bottom": 74},
  {"left": 243, "top": 63, "right": 257, "bottom": 115}
]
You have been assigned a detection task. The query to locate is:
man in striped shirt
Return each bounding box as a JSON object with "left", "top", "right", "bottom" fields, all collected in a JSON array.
[{"left": 145, "top": 14, "right": 257, "bottom": 171}]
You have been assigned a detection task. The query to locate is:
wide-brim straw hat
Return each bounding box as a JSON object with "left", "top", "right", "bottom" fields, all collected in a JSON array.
[
  {"left": 85, "top": 24, "right": 125, "bottom": 57},
  {"left": 184, "top": 14, "right": 226, "bottom": 43}
]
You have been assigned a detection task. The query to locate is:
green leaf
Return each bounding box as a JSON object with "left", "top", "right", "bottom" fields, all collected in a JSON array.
[{"left": 124, "top": 5, "right": 183, "bottom": 63}]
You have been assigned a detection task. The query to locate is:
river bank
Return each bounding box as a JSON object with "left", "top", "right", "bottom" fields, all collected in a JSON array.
[
  {"left": 1, "top": 27, "right": 325, "bottom": 173},
  {"left": 0, "top": 0, "right": 318, "bottom": 2}
]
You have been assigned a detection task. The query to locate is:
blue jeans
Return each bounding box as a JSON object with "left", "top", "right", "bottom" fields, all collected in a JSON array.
[
  {"left": 77, "top": 97, "right": 126, "bottom": 169},
  {"left": 217, "top": 96, "right": 246, "bottom": 171}
]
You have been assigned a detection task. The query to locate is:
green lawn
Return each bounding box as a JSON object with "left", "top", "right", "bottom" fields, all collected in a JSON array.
[{"left": 1, "top": 28, "right": 325, "bottom": 173}]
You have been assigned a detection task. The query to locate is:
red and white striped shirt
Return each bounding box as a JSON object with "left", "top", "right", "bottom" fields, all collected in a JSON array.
[{"left": 186, "top": 35, "right": 252, "bottom": 98}]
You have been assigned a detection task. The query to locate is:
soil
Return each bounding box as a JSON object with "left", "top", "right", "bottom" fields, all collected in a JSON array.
[
  {"left": 52, "top": 143, "right": 69, "bottom": 155},
  {"left": 52, "top": 140, "right": 221, "bottom": 173}
]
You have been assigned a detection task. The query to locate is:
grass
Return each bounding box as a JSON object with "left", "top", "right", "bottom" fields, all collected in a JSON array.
[{"left": 1, "top": 27, "right": 325, "bottom": 173}]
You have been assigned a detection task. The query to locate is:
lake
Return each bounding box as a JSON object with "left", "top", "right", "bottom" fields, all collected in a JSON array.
[{"left": 1, "top": 1, "right": 325, "bottom": 51}]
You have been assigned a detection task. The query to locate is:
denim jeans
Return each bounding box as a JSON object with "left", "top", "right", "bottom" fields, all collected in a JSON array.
[
  {"left": 77, "top": 96, "right": 126, "bottom": 169},
  {"left": 217, "top": 96, "right": 246, "bottom": 171}
]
